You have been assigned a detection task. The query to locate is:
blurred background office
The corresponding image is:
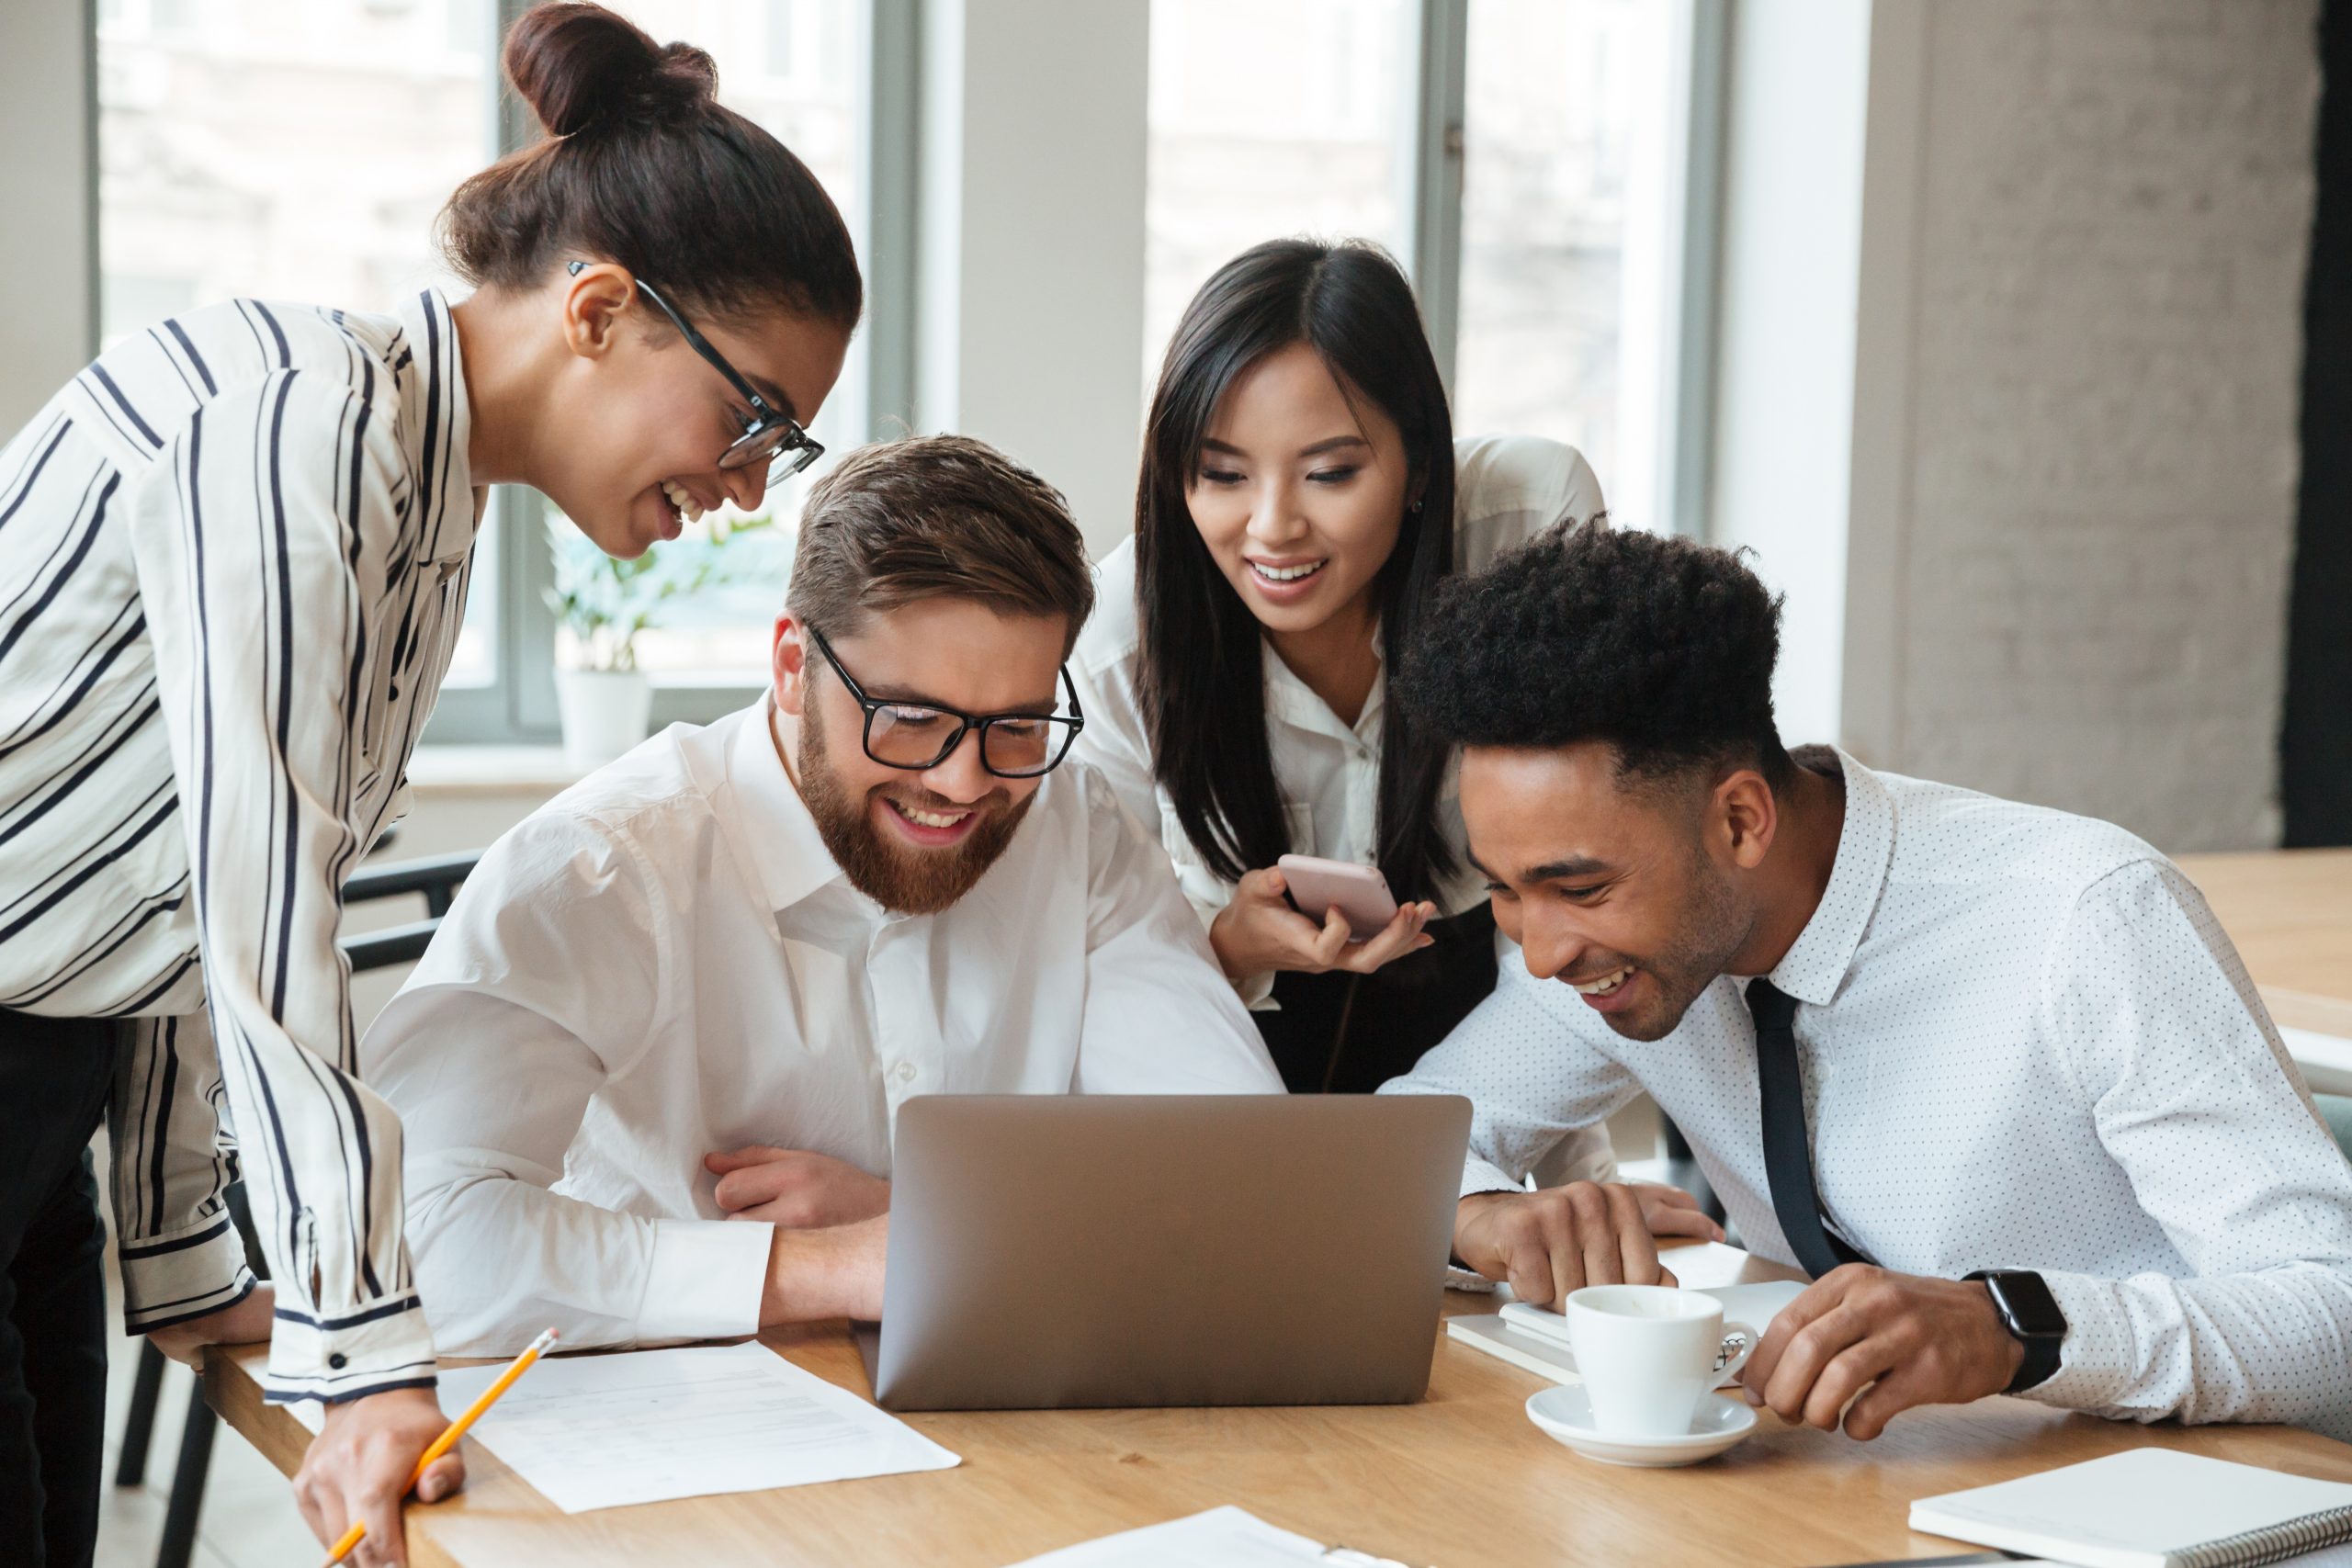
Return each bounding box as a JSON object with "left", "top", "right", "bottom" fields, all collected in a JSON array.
[{"left": 3, "top": 2, "right": 2346, "bottom": 1563}]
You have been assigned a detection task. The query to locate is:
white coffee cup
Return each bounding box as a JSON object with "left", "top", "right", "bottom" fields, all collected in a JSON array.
[{"left": 1564, "top": 1285, "right": 1758, "bottom": 1438}]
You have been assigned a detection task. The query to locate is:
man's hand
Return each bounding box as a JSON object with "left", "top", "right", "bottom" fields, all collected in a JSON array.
[
  {"left": 148, "top": 1282, "right": 276, "bottom": 1367},
  {"left": 706, "top": 1147, "right": 890, "bottom": 1229},
  {"left": 1739, "top": 1265, "right": 2026, "bottom": 1439},
  {"left": 292, "top": 1385, "right": 460, "bottom": 1568},
  {"left": 1453, "top": 1184, "right": 1678, "bottom": 1307},
  {"left": 760, "top": 1213, "right": 889, "bottom": 1325},
  {"left": 1629, "top": 1182, "right": 1725, "bottom": 1245}
]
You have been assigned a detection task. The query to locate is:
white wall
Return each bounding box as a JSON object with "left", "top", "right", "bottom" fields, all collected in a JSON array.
[
  {"left": 1847, "top": 0, "right": 2319, "bottom": 851},
  {"left": 1713, "top": 0, "right": 2318, "bottom": 852},
  {"left": 914, "top": 0, "right": 1149, "bottom": 557},
  {"left": 1704, "top": 0, "right": 1875, "bottom": 750},
  {"left": 0, "top": 0, "right": 96, "bottom": 432}
]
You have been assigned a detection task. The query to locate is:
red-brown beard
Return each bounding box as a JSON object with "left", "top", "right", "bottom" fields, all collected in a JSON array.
[{"left": 795, "top": 694, "right": 1033, "bottom": 915}]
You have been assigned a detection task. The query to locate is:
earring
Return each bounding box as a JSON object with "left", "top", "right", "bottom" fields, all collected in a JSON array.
[{"left": 1409, "top": 499, "right": 1425, "bottom": 513}]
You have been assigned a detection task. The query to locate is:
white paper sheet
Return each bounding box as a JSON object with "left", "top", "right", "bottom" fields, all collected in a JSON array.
[
  {"left": 288, "top": 1340, "right": 959, "bottom": 1513},
  {"left": 1002, "top": 1506, "right": 1360, "bottom": 1567}
]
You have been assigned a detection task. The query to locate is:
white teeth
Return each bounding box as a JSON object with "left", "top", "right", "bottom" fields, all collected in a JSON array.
[
  {"left": 1251, "top": 559, "right": 1326, "bottom": 583},
  {"left": 899, "top": 805, "right": 968, "bottom": 829},
  {"left": 661, "top": 479, "right": 705, "bottom": 523},
  {"left": 1572, "top": 966, "right": 1634, "bottom": 996}
]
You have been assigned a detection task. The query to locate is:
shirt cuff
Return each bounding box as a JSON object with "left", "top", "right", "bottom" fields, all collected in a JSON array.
[
  {"left": 639, "top": 1218, "right": 772, "bottom": 1341},
  {"left": 266, "top": 1295, "right": 440, "bottom": 1405},
  {"left": 2014, "top": 1269, "right": 2135, "bottom": 1414},
  {"left": 118, "top": 1211, "right": 257, "bottom": 1334},
  {"left": 1460, "top": 1156, "right": 1524, "bottom": 1201},
  {"left": 1237, "top": 969, "right": 1278, "bottom": 1010}
]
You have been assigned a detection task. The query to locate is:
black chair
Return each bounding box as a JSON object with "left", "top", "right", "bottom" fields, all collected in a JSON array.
[{"left": 115, "top": 849, "right": 480, "bottom": 1568}]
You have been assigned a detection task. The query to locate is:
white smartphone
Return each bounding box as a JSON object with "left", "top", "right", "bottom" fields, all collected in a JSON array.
[{"left": 1276, "top": 853, "right": 1401, "bottom": 942}]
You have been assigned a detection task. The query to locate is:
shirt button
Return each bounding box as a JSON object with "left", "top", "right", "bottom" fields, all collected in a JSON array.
[
  {"left": 893, "top": 1062, "right": 917, "bottom": 1086},
  {"left": 328, "top": 1353, "right": 348, "bottom": 1370}
]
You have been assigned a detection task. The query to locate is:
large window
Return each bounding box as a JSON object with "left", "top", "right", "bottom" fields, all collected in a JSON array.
[
  {"left": 91, "top": 0, "right": 1710, "bottom": 745},
  {"left": 544, "top": 0, "right": 867, "bottom": 685},
  {"left": 1143, "top": 0, "right": 1412, "bottom": 394},
  {"left": 1143, "top": 0, "right": 1708, "bottom": 535},
  {"left": 1453, "top": 0, "right": 1683, "bottom": 528},
  {"left": 97, "top": 0, "right": 502, "bottom": 683}
]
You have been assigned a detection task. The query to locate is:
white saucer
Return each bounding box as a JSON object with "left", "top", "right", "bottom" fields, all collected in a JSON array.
[{"left": 1524, "top": 1386, "right": 1758, "bottom": 1468}]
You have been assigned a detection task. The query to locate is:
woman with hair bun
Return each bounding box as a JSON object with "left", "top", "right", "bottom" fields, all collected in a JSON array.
[{"left": 0, "top": 5, "right": 859, "bottom": 1562}]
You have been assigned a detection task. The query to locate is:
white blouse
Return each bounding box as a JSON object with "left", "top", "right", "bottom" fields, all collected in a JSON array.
[{"left": 0, "top": 290, "right": 480, "bottom": 1404}]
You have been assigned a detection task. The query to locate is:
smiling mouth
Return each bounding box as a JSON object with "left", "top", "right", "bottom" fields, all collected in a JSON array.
[
  {"left": 1249, "top": 558, "right": 1328, "bottom": 586},
  {"left": 1568, "top": 965, "right": 1634, "bottom": 997},
  {"left": 878, "top": 795, "right": 980, "bottom": 845}
]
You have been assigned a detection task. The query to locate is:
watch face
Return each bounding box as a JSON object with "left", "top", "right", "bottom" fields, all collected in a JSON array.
[{"left": 1989, "top": 1271, "right": 2066, "bottom": 1338}]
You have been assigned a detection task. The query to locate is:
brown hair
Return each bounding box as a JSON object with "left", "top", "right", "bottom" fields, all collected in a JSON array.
[
  {"left": 439, "top": 2, "right": 862, "bottom": 331},
  {"left": 787, "top": 436, "right": 1095, "bottom": 654}
]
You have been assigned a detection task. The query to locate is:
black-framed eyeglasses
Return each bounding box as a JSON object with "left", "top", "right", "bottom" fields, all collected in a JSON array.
[
  {"left": 807, "top": 626, "right": 1085, "bottom": 779},
  {"left": 568, "top": 260, "right": 825, "bottom": 484}
]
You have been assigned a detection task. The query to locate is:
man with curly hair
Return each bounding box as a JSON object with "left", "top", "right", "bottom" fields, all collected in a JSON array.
[{"left": 1381, "top": 525, "right": 2352, "bottom": 1443}]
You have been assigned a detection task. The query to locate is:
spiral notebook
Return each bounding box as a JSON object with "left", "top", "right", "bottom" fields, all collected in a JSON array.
[{"left": 1908, "top": 1450, "right": 2352, "bottom": 1568}]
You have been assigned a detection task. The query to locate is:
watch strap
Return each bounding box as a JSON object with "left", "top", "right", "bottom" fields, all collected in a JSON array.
[{"left": 1964, "top": 1269, "right": 2064, "bottom": 1393}]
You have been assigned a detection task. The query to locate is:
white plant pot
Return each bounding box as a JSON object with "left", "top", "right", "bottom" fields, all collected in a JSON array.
[{"left": 555, "top": 667, "right": 653, "bottom": 772}]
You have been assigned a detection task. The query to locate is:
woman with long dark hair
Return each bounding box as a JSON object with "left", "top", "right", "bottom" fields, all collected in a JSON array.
[
  {"left": 1074, "top": 241, "right": 1713, "bottom": 1239},
  {"left": 0, "top": 6, "right": 859, "bottom": 1562}
]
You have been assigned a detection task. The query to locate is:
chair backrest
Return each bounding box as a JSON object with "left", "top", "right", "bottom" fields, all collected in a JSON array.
[{"left": 340, "top": 850, "right": 481, "bottom": 973}]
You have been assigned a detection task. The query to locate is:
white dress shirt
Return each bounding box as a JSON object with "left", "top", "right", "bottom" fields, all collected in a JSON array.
[
  {"left": 361, "top": 698, "right": 1283, "bottom": 1357},
  {"left": 0, "top": 290, "right": 478, "bottom": 1403},
  {"left": 1385, "top": 750, "right": 2352, "bottom": 1438}
]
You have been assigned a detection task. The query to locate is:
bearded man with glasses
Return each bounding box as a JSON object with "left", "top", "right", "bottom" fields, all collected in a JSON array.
[{"left": 361, "top": 435, "right": 1282, "bottom": 1353}]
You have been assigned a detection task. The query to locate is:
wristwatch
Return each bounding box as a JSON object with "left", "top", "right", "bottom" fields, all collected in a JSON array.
[{"left": 1964, "top": 1269, "right": 2066, "bottom": 1392}]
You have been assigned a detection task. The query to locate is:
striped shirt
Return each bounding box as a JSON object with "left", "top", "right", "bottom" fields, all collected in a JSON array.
[{"left": 0, "top": 289, "right": 479, "bottom": 1404}]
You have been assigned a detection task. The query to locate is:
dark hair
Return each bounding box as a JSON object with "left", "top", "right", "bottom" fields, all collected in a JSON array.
[
  {"left": 440, "top": 2, "right": 862, "bottom": 332},
  {"left": 1393, "top": 525, "right": 1795, "bottom": 790},
  {"left": 787, "top": 435, "right": 1095, "bottom": 655},
  {"left": 1135, "top": 238, "right": 1458, "bottom": 901}
]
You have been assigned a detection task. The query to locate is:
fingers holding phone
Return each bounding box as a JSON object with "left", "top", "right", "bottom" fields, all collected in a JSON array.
[{"left": 1207, "top": 860, "right": 1436, "bottom": 982}]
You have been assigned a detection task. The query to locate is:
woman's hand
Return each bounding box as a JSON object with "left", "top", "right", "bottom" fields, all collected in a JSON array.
[
  {"left": 147, "top": 1281, "right": 277, "bottom": 1367},
  {"left": 1207, "top": 866, "right": 1436, "bottom": 983}
]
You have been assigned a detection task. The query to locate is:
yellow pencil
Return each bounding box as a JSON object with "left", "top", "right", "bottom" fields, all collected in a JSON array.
[{"left": 320, "top": 1327, "right": 559, "bottom": 1567}]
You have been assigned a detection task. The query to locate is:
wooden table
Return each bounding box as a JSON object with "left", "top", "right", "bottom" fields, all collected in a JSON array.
[
  {"left": 203, "top": 1242, "right": 2352, "bottom": 1568},
  {"left": 2177, "top": 849, "right": 2352, "bottom": 1030}
]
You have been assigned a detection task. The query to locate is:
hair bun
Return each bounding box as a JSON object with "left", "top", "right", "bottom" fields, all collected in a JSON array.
[{"left": 503, "top": 2, "right": 717, "bottom": 139}]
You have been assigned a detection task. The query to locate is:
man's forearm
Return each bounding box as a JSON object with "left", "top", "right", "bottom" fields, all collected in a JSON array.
[
  {"left": 760, "top": 1215, "right": 888, "bottom": 1325},
  {"left": 2030, "top": 1263, "right": 2352, "bottom": 1439}
]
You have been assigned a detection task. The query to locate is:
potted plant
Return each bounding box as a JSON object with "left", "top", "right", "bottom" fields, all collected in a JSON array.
[{"left": 545, "top": 510, "right": 781, "bottom": 769}]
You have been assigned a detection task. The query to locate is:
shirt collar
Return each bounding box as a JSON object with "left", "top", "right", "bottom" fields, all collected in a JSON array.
[
  {"left": 389, "top": 288, "right": 480, "bottom": 561},
  {"left": 720, "top": 695, "right": 853, "bottom": 914},
  {"left": 1261, "top": 627, "right": 1385, "bottom": 746},
  {"left": 1766, "top": 747, "right": 1895, "bottom": 1007}
]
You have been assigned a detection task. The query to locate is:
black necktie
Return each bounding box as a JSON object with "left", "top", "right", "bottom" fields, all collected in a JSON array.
[{"left": 1745, "top": 978, "right": 1874, "bottom": 1279}]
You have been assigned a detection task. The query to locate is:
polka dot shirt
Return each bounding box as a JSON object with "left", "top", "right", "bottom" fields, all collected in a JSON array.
[{"left": 1386, "top": 750, "right": 2352, "bottom": 1438}]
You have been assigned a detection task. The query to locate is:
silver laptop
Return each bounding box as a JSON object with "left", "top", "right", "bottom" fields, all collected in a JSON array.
[{"left": 859, "top": 1093, "right": 1472, "bottom": 1411}]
